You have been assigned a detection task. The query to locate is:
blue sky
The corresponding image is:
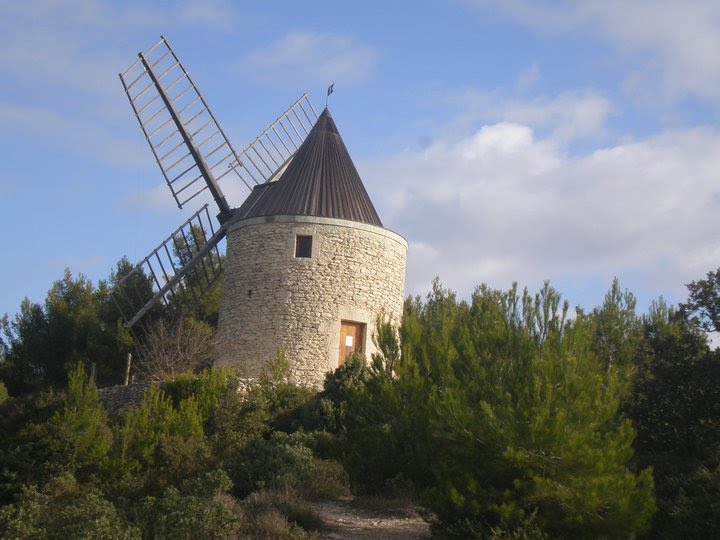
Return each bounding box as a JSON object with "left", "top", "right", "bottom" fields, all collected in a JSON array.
[{"left": 2, "top": 0, "right": 720, "bottom": 321}]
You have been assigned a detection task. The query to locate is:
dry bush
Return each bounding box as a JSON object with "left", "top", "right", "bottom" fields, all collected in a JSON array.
[
  {"left": 239, "top": 490, "right": 320, "bottom": 539},
  {"left": 136, "top": 318, "right": 214, "bottom": 382}
]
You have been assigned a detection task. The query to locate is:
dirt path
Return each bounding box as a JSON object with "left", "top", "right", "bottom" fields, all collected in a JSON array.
[{"left": 309, "top": 497, "right": 431, "bottom": 539}]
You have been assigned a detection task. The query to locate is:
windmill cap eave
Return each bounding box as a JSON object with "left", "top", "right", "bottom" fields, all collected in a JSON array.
[
  {"left": 231, "top": 108, "right": 383, "bottom": 227},
  {"left": 225, "top": 213, "right": 408, "bottom": 250}
]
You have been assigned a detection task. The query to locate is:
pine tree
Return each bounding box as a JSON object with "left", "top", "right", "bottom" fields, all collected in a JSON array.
[{"left": 344, "top": 281, "right": 656, "bottom": 538}]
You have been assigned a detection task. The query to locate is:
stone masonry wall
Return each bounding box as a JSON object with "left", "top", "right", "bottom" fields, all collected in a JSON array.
[
  {"left": 98, "top": 382, "right": 152, "bottom": 415},
  {"left": 215, "top": 215, "right": 407, "bottom": 387}
]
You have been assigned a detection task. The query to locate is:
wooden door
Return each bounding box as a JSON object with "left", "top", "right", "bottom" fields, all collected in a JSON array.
[{"left": 339, "top": 321, "right": 365, "bottom": 365}]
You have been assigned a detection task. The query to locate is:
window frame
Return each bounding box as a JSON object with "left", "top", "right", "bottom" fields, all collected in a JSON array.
[{"left": 294, "top": 234, "right": 313, "bottom": 258}]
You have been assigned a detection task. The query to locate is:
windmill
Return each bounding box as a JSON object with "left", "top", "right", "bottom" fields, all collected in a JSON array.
[
  {"left": 112, "top": 36, "right": 318, "bottom": 339},
  {"left": 114, "top": 36, "right": 408, "bottom": 387}
]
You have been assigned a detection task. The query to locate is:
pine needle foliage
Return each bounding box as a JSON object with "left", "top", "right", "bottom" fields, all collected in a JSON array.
[{"left": 342, "top": 279, "right": 655, "bottom": 538}]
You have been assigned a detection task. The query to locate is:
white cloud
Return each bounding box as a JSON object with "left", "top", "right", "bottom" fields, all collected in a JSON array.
[
  {"left": 463, "top": 0, "right": 720, "bottom": 101},
  {"left": 0, "top": 1, "right": 239, "bottom": 100},
  {"left": 0, "top": 2, "right": 140, "bottom": 94},
  {"left": 244, "top": 31, "right": 378, "bottom": 86},
  {"left": 362, "top": 121, "right": 720, "bottom": 307},
  {"left": 0, "top": 0, "right": 244, "bottom": 171},
  {"left": 120, "top": 168, "right": 257, "bottom": 216},
  {"left": 178, "top": 0, "right": 238, "bottom": 30},
  {"left": 506, "top": 92, "right": 612, "bottom": 141},
  {"left": 449, "top": 89, "right": 613, "bottom": 143},
  {"left": 120, "top": 182, "right": 178, "bottom": 213}
]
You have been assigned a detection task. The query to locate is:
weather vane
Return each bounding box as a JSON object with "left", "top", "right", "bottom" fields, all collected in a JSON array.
[{"left": 326, "top": 83, "right": 334, "bottom": 107}]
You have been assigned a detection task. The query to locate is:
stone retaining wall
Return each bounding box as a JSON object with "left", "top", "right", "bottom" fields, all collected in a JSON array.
[{"left": 98, "top": 382, "right": 152, "bottom": 415}]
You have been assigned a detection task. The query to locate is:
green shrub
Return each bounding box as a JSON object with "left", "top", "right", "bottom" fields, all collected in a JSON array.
[
  {"left": 161, "top": 367, "right": 261, "bottom": 458},
  {"left": 127, "top": 469, "right": 241, "bottom": 538},
  {"left": 268, "top": 383, "right": 318, "bottom": 433},
  {"left": 104, "top": 385, "right": 209, "bottom": 497},
  {"left": 427, "top": 510, "right": 549, "bottom": 539},
  {"left": 131, "top": 481, "right": 240, "bottom": 539},
  {"left": 162, "top": 366, "right": 238, "bottom": 418},
  {"left": 311, "top": 353, "right": 369, "bottom": 434},
  {"left": 0, "top": 366, "right": 112, "bottom": 503},
  {"left": 0, "top": 473, "right": 139, "bottom": 539},
  {"left": 47, "top": 363, "right": 113, "bottom": 481},
  {"left": 272, "top": 492, "right": 324, "bottom": 532},
  {"left": 0, "top": 390, "right": 66, "bottom": 503},
  {"left": 229, "top": 431, "right": 349, "bottom": 500}
]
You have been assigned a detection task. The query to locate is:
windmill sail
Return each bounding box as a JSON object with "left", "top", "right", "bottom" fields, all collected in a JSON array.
[
  {"left": 119, "top": 36, "right": 242, "bottom": 215},
  {"left": 111, "top": 205, "right": 224, "bottom": 330},
  {"left": 115, "top": 35, "right": 320, "bottom": 337},
  {"left": 231, "top": 93, "right": 318, "bottom": 185}
]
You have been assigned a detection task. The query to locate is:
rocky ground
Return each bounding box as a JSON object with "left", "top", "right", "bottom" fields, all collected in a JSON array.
[{"left": 309, "top": 496, "right": 431, "bottom": 539}]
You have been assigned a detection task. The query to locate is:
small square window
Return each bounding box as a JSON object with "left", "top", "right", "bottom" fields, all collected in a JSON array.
[{"left": 295, "top": 235, "right": 313, "bottom": 258}]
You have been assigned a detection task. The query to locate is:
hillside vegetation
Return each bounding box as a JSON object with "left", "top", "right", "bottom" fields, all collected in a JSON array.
[{"left": 1, "top": 266, "right": 719, "bottom": 538}]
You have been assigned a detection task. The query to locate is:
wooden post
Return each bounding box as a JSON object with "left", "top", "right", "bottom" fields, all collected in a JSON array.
[{"left": 124, "top": 353, "right": 132, "bottom": 386}]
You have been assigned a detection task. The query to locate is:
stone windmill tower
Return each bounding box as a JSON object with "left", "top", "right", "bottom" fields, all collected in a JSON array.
[
  {"left": 216, "top": 109, "right": 407, "bottom": 385},
  {"left": 113, "top": 37, "right": 406, "bottom": 386}
]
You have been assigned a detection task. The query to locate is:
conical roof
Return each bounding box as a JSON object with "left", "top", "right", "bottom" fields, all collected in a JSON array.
[{"left": 233, "top": 108, "right": 382, "bottom": 227}]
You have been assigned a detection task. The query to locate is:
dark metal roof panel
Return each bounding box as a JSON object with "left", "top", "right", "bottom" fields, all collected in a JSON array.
[{"left": 233, "top": 108, "right": 382, "bottom": 227}]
